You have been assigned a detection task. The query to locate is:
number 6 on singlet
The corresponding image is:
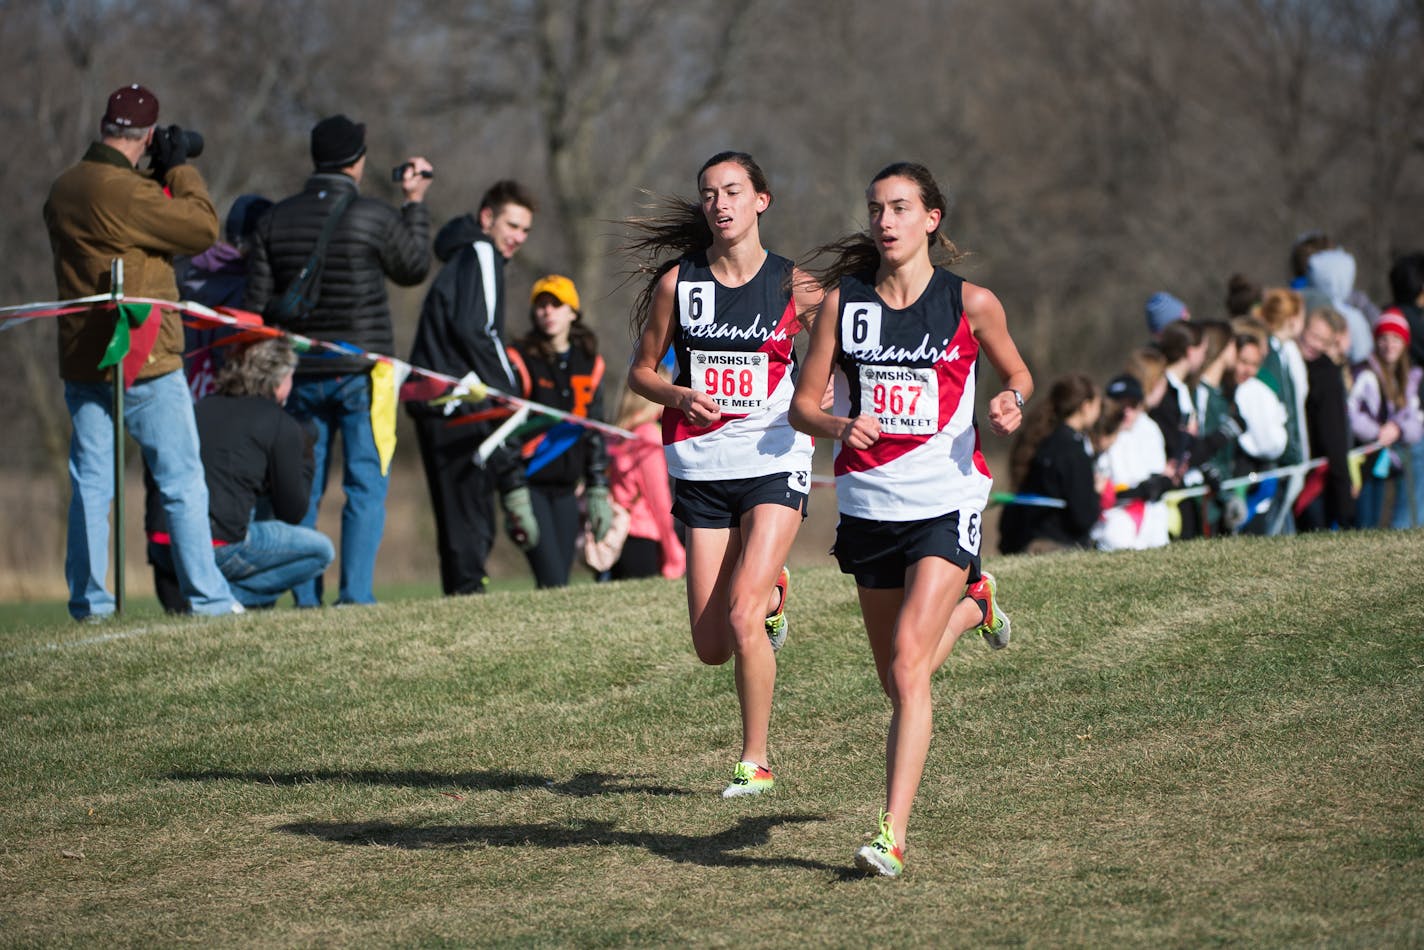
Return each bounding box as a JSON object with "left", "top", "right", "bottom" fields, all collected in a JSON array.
[
  {"left": 841, "top": 301, "right": 882, "bottom": 353},
  {"left": 679, "top": 281, "right": 716, "bottom": 326}
]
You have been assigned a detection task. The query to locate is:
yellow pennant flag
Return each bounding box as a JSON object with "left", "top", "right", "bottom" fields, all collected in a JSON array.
[
  {"left": 369, "top": 360, "right": 409, "bottom": 477},
  {"left": 1347, "top": 451, "right": 1365, "bottom": 492}
]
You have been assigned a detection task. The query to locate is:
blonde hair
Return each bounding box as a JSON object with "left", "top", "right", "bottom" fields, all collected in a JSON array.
[
  {"left": 1124, "top": 346, "right": 1167, "bottom": 399},
  {"left": 1311, "top": 306, "right": 1346, "bottom": 335},
  {"left": 1258, "top": 288, "right": 1304, "bottom": 334},
  {"left": 1232, "top": 315, "right": 1270, "bottom": 351},
  {"left": 614, "top": 365, "right": 672, "bottom": 430},
  {"left": 215, "top": 338, "right": 297, "bottom": 398}
]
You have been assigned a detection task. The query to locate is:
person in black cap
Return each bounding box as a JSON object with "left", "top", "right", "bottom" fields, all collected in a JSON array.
[
  {"left": 245, "top": 114, "right": 434, "bottom": 606},
  {"left": 1093, "top": 370, "right": 1175, "bottom": 550}
]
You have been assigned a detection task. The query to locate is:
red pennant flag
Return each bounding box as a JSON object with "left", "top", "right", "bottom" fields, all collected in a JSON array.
[
  {"left": 1293, "top": 467, "right": 1327, "bottom": 516},
  {"left": 1124, "top": 498, "right": 1147, "bottom": 533},
  {"left": 400, "top": 375, "right": 456, "bottom": 404},
  {"left": 97, "top": 303, "right": 162, "bottom": 389},
  {"left": 214, "top": 305, "right": 267, "bottom": 328}
]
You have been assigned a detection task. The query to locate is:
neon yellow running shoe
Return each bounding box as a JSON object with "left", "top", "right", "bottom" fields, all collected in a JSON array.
[
  {"left": 967, "top": 571, "right": 1011, "bottom": 650},
  {"left": 721, "top": 760, "right": 774, "bottom": 798},
  {"left": 854, "top": 810, "right": 905, "bottom": 878},
  {"left": 765, "top": 565, "right": 790, "bottom": 653}
]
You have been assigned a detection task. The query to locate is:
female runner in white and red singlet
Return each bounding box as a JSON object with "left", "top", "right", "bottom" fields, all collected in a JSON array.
[
  {"left": 791, "top": 162, "right": 1032, "bottom": 877},
  {"left": 625, "top": 151, "right": 820, "bottom": 798}
]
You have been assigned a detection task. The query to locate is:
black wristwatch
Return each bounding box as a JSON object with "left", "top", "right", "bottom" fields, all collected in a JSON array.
[{"left": 1009, "top": 389, "right": 1024, "bottom": 410}]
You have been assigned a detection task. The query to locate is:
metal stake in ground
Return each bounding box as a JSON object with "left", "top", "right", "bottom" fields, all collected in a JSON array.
[{"left": 111, "top": 259, "right": 125, "bottom": 616}]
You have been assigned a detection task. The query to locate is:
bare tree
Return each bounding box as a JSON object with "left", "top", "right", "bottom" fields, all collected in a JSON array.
[{"left": 4, "top": 0, "right": 1423, "bottom": 586}]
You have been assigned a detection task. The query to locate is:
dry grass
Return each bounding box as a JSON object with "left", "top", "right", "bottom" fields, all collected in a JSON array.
[{"left": 1, "top": 530, "right": 1422, "bottom": 946}]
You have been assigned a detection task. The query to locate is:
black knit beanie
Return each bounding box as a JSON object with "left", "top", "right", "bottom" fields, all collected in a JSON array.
[{"left": 310, "top": 114, "right": 367, "bottom": 171}]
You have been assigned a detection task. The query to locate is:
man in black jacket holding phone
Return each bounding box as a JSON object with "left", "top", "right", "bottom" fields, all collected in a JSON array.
[{"left": 245, "top": 114, "right": 432, "bottom": 606}]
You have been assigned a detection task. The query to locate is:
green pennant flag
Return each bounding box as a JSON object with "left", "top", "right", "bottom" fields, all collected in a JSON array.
[
  {"left": 509, "top": 416, "right": 559, "bottom": 442},
  {"left": 96, "top": 303, "right": 152, "bottom": 371}
]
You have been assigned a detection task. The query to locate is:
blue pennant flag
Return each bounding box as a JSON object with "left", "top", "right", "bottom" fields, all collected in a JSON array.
[
  {"left": 1241, "top": 476, "right": 1278, "bottom": 528},
  {"left": 526, "top": 422, "right": 584, "bottom": 476}
]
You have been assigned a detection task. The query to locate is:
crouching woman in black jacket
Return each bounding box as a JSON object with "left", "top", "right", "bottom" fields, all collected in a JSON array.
[
  {"left": 999, "top": 373, "right": 1106, "bottom": 555},
  {"left": 505, "top": 275, "right": 613, "bottom": 588},
  {"left": 151, "top": 338, "right": 334, "bottom": 607}
]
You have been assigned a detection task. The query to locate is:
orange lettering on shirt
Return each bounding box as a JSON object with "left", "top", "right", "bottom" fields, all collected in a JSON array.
[{"left": 571, "top": 375, "right": 594, "bottom": 417}]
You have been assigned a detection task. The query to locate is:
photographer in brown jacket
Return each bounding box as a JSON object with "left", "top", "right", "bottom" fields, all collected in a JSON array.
[{"left": 43, "top": 83, "right": 238, "bottom": 621}]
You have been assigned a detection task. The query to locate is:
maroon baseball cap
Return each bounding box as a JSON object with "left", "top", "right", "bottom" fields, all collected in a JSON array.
[{"left": 103, "top": 84, "right": 159, "bottom": 128}]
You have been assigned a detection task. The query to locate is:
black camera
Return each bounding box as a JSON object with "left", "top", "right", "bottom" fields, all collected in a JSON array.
[
  {"left": 174, "top": 128, "right": 204, "bottom": 159},
  {"left": 146, "top": 124, "right": 204, "bottom": 171},
  {"left": 391, "top": 162, "right": 434, "bottom": 183}
]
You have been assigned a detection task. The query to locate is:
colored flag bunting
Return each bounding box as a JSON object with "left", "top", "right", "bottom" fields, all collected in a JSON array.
[{"left": 96, "top": 303, "right": 161, "bottom": 389}]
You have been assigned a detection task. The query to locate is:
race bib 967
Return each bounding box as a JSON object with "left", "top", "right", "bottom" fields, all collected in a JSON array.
[{"left": 858, "top": 364, "right": 938, "bottom": 434}]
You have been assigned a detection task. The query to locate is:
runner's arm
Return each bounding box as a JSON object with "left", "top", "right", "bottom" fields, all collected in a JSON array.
[
  {"left": 789, "top": 285, "right": 879, "bottom": 449},
  {"left": 628, "top": 267, "right": 721, "bottom": 426},
  {"left": 964, "top": 281, "right": 1032, "bottom": 437}
]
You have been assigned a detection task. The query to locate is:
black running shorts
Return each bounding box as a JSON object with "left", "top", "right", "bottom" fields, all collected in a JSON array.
[
  {"left": 673, "top": 472, "right": 810, "bottom": 529},
  {"left": 834, "top": 509, "right": 984, "bottom": 589}
]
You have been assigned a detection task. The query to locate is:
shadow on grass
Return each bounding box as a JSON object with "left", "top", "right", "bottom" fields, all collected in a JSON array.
[
  {"left": 164, "top": 768, "right": 692, "bottom": 798},
  {"left": 277, "top": 813, "right": 837, "bottom": 870}
]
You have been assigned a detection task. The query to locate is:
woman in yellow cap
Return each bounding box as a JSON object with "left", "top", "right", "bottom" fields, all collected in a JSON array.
[{"left": 504, "top": 275, "right": 613, "bottom": 588}]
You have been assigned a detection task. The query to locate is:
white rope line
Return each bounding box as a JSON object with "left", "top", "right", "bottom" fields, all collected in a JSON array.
[
  {"left": 0, "top": 625, "right": 158, "bottom": 659},
  {"left": 3, "top": 293, "right": 638, "bottom": 442}
]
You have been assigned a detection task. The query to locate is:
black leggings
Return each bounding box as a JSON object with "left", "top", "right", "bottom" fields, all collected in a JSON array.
[
  {"left": 523, "top": 485, "right": 582, "bottom": 588},
  {"left": 611, "top": 537, "right": 662, "bottom": 580}
]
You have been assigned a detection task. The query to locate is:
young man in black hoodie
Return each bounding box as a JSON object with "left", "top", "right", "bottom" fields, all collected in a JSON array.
[{"left": 407, "top": 180, "right": 538, "bottom": 595}]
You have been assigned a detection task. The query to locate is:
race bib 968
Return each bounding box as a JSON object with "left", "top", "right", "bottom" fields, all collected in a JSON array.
[{"left": 691, "top": 350, "right": 770, "bottom": 412}]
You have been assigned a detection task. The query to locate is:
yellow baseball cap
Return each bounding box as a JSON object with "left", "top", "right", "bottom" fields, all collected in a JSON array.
[{"left": 530, "top": 274, "right": 580, "bottom": 311}]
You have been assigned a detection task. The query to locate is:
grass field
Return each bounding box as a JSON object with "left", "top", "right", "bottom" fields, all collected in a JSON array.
[{"left": 2, "top": 531, "right": 1422, "bottom": 946}]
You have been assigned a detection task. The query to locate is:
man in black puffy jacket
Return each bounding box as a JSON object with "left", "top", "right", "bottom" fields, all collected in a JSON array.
[{"left": 244, "top": 114, "right": 432, "bottom": 606}]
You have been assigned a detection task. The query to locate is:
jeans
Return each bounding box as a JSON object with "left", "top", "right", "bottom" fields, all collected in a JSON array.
[
  {"left": 154, "top": 520, "right": 334, "bottom": 607},
  {"left": 1399, "top": 440, "right": 1424, "bottom": 529},
  {"left": 284, "top": 373, "right": 387, "bottom": 605},
  {"left": 64, "top": 371, "right": 237, "bottom": 619},
  {"left": 1360, "top": 447, "right": 1422, "bottom": 530},
  {"left": 1264, "top": 471, "right": 1301, "bottom": 537},
  {"left": 1355, "top": 476, "right": 1387, "bottom": 529}
]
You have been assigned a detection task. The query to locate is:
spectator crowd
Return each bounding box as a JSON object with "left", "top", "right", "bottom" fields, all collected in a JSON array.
[
  {"left": 1000, "top": 238, "right": 1424, "bottom": 554},
  {"left": 40, "top": 84, "right": 1419, "bottom": 619},
  {"left": 43, "top": 86, "right": 682, "bottom": 620}
]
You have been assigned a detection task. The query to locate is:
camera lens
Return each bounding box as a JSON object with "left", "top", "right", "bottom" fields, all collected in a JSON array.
[{"left": 183, "top": 130, "right": 204, "bottom": 159}]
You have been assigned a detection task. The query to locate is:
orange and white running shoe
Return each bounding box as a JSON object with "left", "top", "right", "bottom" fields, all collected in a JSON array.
[
  {"left": 967, "top": 571, "right": 1011, "bottom": 650},
  {"left": 854, "top": 810, "right": 905, "bottom": 877},
  {"left": 721, "top": 760, "right": 775, "bottom": 798},
  {"left": 765, "top": 565, "right": 790, "bottom": 653}
]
